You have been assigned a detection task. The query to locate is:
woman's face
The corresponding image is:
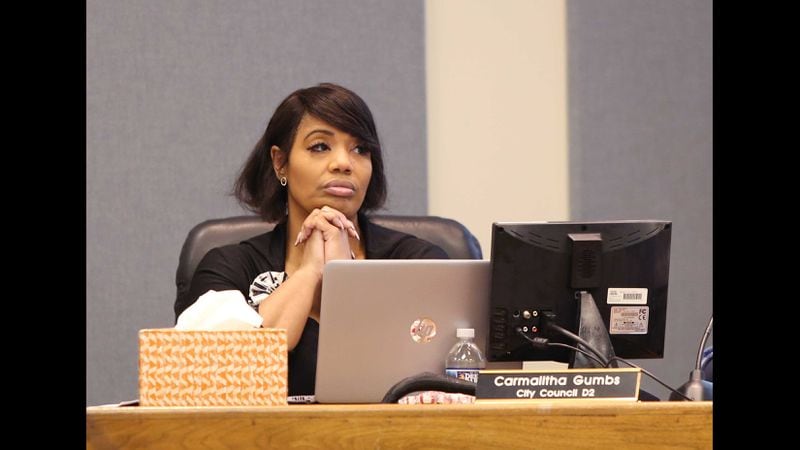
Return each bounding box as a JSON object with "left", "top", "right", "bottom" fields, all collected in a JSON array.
[{"left": 278, "top": 114, "right": 373, "bottom": 220}]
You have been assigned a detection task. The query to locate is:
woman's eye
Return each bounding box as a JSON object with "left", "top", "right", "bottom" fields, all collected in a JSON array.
[
  {"left": 353, "top": 145, "right": 370, "bottom": 155},
  {"left": 309, "top": 142, "right": 329, "bottom": 152}
]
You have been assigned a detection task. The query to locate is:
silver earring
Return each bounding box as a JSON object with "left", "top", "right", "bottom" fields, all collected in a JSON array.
[{"left": 280, "top": 176, "right": 287, "bottom": 187}]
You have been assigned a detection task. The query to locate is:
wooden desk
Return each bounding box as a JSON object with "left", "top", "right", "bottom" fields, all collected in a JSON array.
[{"left": 87, "top": 401, "right": 712, "bottom": 449}]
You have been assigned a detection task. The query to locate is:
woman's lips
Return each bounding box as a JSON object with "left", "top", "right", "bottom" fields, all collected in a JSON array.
[{"left": 323, "top": 180, "right": 356, "bottom": 197}]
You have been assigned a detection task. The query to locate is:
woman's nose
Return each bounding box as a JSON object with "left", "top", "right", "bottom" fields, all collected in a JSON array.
[{"left": 328, "top": 146, "right": 353, "bottom": 173}]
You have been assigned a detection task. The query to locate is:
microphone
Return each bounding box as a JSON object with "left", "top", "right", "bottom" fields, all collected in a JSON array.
[{"left": 669, "top": 315, "right": 713, "bottom": 401}]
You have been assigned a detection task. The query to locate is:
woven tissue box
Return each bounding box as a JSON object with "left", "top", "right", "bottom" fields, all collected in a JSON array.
[{"left": 139, "top": 328, "right": 287, "bottom": 406}]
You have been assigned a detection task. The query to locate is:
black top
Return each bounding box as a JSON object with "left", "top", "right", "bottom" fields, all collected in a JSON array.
[{"left": 178, "top": 213, "right": 448, "bottom": 396}]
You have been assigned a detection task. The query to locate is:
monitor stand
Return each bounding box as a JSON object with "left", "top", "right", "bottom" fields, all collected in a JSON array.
[{"left": 569, "top": 291, "right": 618, "bottom": 369}]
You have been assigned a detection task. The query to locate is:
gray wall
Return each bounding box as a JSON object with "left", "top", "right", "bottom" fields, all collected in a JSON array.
[
  {"left": 567, "top": 0, "right": 712, "bottom": 399},
  {"left": 87, "top": 0, "right": 427, "bottom": 405}
]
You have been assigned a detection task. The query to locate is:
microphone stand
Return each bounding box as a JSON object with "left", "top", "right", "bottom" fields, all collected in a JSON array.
[{"left": 670, "top": 316, "right": 713, "bottom": 401}]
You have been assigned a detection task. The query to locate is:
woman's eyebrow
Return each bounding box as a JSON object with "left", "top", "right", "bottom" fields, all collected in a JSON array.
[{"left": 304, "top": 129, "right": 335, "bottom": 140}]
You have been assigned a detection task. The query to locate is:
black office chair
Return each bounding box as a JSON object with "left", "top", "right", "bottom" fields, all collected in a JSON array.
[{"left": 175, "top": 214, "right": 483, "bottom": 319}]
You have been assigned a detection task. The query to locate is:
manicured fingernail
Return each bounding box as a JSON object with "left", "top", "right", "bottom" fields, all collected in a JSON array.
[{"left": 294, "top": 231, "right": 302, "bottom": 246}]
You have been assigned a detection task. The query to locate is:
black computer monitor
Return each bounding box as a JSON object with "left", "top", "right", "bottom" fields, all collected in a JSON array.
[{"left": 487, "top": 220, "right": 671, "bottom": 368}]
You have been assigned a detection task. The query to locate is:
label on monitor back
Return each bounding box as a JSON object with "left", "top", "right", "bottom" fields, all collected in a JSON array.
[
  {"left": 606, "top": 287, "right": 648, "bottom": 304},
  {"left": 609, "top": 306, "right": 649, "bottom": 334},
  {"left": 475, "top": 368, "right": 641, "bottom": 401}
]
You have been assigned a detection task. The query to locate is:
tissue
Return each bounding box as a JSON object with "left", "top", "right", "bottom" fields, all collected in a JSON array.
[{"left": 175, "top": 290, "right": 263, "bottom": 330}]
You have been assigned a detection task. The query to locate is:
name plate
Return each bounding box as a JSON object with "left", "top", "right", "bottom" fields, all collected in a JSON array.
[{"left": 476, "top": 368, "right": 641, "bottom": 401}]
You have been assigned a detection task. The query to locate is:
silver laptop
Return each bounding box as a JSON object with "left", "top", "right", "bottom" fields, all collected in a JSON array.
[{"left": 314, "top": 259, "right": 491, "bottom": 403}]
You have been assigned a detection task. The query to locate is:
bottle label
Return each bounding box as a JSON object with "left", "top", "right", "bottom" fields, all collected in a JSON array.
[{"left": 446, "top": 368, "right": 480, "bottom": 383}]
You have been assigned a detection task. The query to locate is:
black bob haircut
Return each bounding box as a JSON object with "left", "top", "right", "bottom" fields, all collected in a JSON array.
[{"left": 233, "top": 82, "right": 387, "bottom": 221}]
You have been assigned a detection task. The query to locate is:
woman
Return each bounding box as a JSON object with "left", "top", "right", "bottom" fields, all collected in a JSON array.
[{"left": 176, "top": 83, "right": 447, "bottom": 397}]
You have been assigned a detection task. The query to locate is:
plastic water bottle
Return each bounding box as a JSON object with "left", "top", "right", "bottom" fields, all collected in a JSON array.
[{"left": 445, "top": 328, "right": 486, "bottom": 383}]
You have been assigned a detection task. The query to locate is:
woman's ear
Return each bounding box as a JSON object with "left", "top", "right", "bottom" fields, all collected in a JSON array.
[{"left": 270, "top": 145, "right": 286, "bottom": 177}]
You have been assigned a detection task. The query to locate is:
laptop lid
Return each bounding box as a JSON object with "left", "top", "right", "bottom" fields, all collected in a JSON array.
[{"left": 314, "top": 259, "right": 491, "bottom": 403}]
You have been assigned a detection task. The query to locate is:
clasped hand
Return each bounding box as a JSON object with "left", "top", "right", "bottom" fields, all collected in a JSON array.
[{"left": 294, "top": 206, "right": 359, "bottom": 267}]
